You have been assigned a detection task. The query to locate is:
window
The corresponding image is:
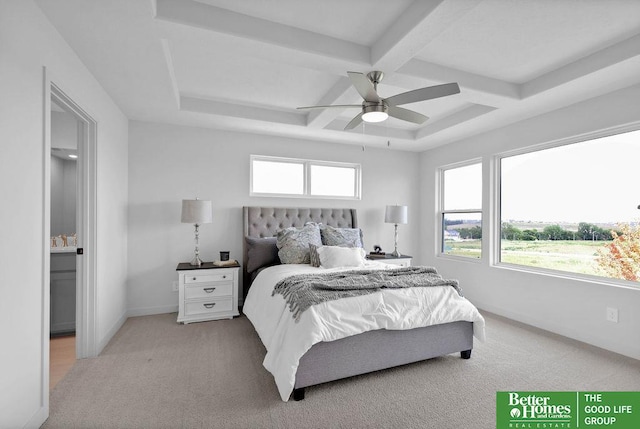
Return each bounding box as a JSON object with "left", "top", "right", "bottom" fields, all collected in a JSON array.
[
  {"left": 500, "top": 128, "right": 640, "bottom": 283},
  {"left": 250, "top": 155, "right": 361, "bottom": 199},
  {"left": 252, "top": 158, "right": 304, "bottom": 195},
  {"left": 440, "top": 162, "right": 482, "bottom": 259}
]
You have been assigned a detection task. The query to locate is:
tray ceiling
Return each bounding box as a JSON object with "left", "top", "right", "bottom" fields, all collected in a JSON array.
[{"left": 36, "top": 0, "right": 640, "bottom": 151}]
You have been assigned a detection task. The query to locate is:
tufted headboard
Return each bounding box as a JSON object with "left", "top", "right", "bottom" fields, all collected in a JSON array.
[{"left": 242, "top": 206, "right": 358, "bottom": 297}]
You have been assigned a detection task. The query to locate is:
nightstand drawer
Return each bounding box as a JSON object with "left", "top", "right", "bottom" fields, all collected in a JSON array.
[
  {"left": 185, "top": 282, "right": 233, "bottom": 300},
  {"left": 185, "top": 298, "right": 233, "bottom": 317},
  {"left": 184, "top": 272, "right": 233, "bottom": 284}
]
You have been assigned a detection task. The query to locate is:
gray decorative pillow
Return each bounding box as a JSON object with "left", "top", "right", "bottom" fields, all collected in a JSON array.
[
  {"left": 245, "top": 236, "right": 279, "bottom": 273},
  {"left": 276, "top": 223, "right": 322, "bottom": 264},
  {"left": 309, "top": 244, "right": 321, "bottom": 268},
  {"left": 320, "top": 225, "right": 364, "bottom": 248}
]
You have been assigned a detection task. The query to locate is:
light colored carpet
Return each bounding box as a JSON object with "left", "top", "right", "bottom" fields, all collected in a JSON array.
[{"left": 44, "top": 312, "right": 640, "bottom": 429}]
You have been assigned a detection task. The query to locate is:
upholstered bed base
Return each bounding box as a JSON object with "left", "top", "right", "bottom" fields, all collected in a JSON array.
[
  {"left": 242, "top": 206, "right": 473, "bottom": 401},
  {"left": 293, "top": 321, "right": 473, "bottom": 400}
]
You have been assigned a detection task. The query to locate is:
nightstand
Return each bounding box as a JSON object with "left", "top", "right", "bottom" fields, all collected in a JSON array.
[
  {"left": 367, "top": 254, "right": 412, "bottom": 267},
  {"left": 176, "top": 262, "right": 240, "bottom": 324}
]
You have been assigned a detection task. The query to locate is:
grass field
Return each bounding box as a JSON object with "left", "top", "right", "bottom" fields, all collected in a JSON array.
[
  {"left": 444, "top": 239, "right": 608, "bottom": 276},
  {"left": 443, "top": 240, "right": 482, "bottom": 259}
]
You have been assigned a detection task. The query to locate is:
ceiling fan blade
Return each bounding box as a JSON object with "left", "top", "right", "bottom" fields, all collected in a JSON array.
[
  {"left": 344, "top": 112, "right": 364, "bottom": 130},
  {"left": 388, "top": 106, "right": 429, "bottom": 125},
  {"left": 385, "top": 82, "right": 460, "bottom": 106},
  {"left": 297, "top": 104, "right": 361, "bottom": 110},
  {"left": 347, "top": 72, "right": 380, "bottom": 103}
]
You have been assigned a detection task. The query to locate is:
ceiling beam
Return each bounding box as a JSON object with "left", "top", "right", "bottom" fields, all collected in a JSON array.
[
  {"left": 371, "top": 0, "right": 483, "bottom": 71},
  {"left": 305, "top": 77, "right": 359, "bottom": 129},
  {"left": 396, "top": 59, "right": 520, "bottom": 106},
  {"left": 414, "top": 104, "right": 497, "bottom": 140},
  {"left": 155, "top": 0, "right": 370, "bottom": 65},
  {"left": 522, "top": 32, "right": 640, "bottom": 99},
  {"left": 180, "top": 96, "right": 306, "bottom": 126}
]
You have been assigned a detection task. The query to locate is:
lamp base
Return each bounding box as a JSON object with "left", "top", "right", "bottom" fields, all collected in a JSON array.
[
  {"left": 391, "top": 223, "right": 401, "bottom": 257},
  {"left": 190, "top": 223, "right": 202, "bottom": 266}
]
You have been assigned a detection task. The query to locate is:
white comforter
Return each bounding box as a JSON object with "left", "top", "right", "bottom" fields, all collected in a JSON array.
[{"left": 243, "top": 262, "right": 486, "bottom": 401}]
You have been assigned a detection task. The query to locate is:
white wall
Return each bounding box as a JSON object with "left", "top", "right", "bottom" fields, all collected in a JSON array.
[
  {"left": 419, "top": 83, "right": 640, "bottom": 360},
  {"left": 0, "top": 1, "right": 128, "bottom": 427},
  {"left": 127, "top": 121, "right": 419, "bottom": 315}
]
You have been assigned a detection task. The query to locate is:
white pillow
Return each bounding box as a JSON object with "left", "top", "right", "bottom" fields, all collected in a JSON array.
[{"left": 316, "top": 245, "right": 366, "bottom": 269}]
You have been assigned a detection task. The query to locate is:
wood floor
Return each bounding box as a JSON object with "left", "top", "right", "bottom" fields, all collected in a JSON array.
[{"left": 50, "top": 335, "right": 75, "bottom": 390}]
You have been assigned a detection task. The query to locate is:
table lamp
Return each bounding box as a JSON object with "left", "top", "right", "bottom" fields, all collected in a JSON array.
[
  {"left": 385, "top": 205, "right": 408, "bottom": 257},
  {"left": 181, "top": 198, "right": 212, "bottom": 266}
]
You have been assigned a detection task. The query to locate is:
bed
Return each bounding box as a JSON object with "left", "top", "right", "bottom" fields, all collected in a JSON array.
[{"left": 242, "top": 206, "right": 485, "bottom": 401}]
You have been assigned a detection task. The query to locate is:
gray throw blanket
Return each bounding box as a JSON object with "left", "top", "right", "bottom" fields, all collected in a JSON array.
[{"left": 272, "top": 266, "right": 462, "bottom": 321}]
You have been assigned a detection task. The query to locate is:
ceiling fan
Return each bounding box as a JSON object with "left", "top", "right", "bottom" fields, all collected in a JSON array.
[{"left": 297, "top": 71, "right": 460, "bottom": 130}]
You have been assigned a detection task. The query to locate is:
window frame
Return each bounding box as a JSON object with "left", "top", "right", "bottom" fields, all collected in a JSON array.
[
  {"left": 438, "top": 159, "right": 483, "bottom": 261},
  {"left": 494, "top": 123, "right": 640, "bottom": 288},
  {"left": 250, "top": 155, "right": 362, "bottom": 200}
]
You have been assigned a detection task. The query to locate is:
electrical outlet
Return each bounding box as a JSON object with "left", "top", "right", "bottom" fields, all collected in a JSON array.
[
  {"left": 172, "top": 281, "right": 179, "bottom": 292},
  {"left": 606, "top": 307, "right": 618, "bottom": 323}
]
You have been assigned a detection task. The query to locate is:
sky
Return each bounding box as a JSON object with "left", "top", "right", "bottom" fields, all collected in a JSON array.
[{"left": 501, "top": 129, "right": 640, "bottom": 224}]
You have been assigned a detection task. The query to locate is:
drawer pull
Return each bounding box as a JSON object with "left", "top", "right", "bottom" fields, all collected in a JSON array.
[
  {"left": 203, "top": 303, "right": 216, "bottom": 309},
  {"left": 192, "top": 277, "right": 197, "bottom": 281},
  {"left": 203, "top": 287, "right": 216, "bottom": 293},
  {"left": 222, "top": 275, "right": 227, "bottom": 279}
]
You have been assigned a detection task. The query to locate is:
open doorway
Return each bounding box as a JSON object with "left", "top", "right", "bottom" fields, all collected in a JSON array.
[
  {"left": 44, "top": 76, "right": 98, "bottom": 399},
  {"left": 49, "top": 99, "right": 79, "bottom": 388}
]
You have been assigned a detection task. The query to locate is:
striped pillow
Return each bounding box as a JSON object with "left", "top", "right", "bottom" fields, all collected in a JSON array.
[{"left": 309, "top": 243, "right": 321, "bottom": 268}]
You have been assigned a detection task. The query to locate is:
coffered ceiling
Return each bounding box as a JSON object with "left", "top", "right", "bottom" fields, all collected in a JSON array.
[{"left": 36, "top": 0, "right": 640, "bottom": 151}]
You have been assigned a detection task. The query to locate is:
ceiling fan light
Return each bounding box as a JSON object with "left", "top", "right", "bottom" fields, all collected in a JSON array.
[
  {"left": 362, "top": 111, "right": 388, "bottom": 123},
  {"left": 362, "top": 103, "right": 388, "bottom": 123}
]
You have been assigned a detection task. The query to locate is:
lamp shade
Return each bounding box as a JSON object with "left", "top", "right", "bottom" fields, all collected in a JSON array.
[
  {"left": 385, "top": 205, "right": 408, "bottom": 224},
  {"left": 181, "top": 199, "right": 213, "bottom": 224}
]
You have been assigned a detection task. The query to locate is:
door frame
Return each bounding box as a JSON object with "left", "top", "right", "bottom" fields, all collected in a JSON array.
[{"left": 42, "top": 67, "right": 98, "bottom": 406}]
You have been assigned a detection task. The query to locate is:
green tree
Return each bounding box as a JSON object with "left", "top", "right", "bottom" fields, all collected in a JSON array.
[
  {"left": 598, "top": 228, "right": 613, "bottom": 241},
  {"left": 521, "top": 229, "right": 538, "bottom": 241},
  {"left": 578, "top": 222, "right": 597, "bottom": 240},
  {"left": 542, "top": 225, "right": 565, "bottom": 240},
  {"left": 501, "top": 223, "right": 522, "bottom": 240},
  {"left": 459, "top": 226, "right": 482, "bottom": 239}
]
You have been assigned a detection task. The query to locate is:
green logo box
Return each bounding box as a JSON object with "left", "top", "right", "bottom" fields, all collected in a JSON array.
[{"left": 497, "top": 391, "right": 640, "bottom": 428}]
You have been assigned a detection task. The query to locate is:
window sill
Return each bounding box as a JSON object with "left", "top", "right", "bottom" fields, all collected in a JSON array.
[
  {"left": 249, "top": 192, "right": 361, "bottom": 200},
  {"left": 494, "top": 262, "right": 640, "bottom": 291},
  {"left": 437, "top": 253, "right": 483, "bottom": 264}
]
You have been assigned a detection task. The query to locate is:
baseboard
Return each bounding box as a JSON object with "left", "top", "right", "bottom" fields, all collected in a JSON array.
[
  {"left": 127, "top": 304, "right": 178, "bottom": 318},
  {"left": 97, "top": 310, "right": 127, "bottom": 355},
  {"left": 25, "top": 405, "right": 48, "bottom": 429},
  {"left": 476, "top": 303, "right": 640, "bottom": 361}
]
